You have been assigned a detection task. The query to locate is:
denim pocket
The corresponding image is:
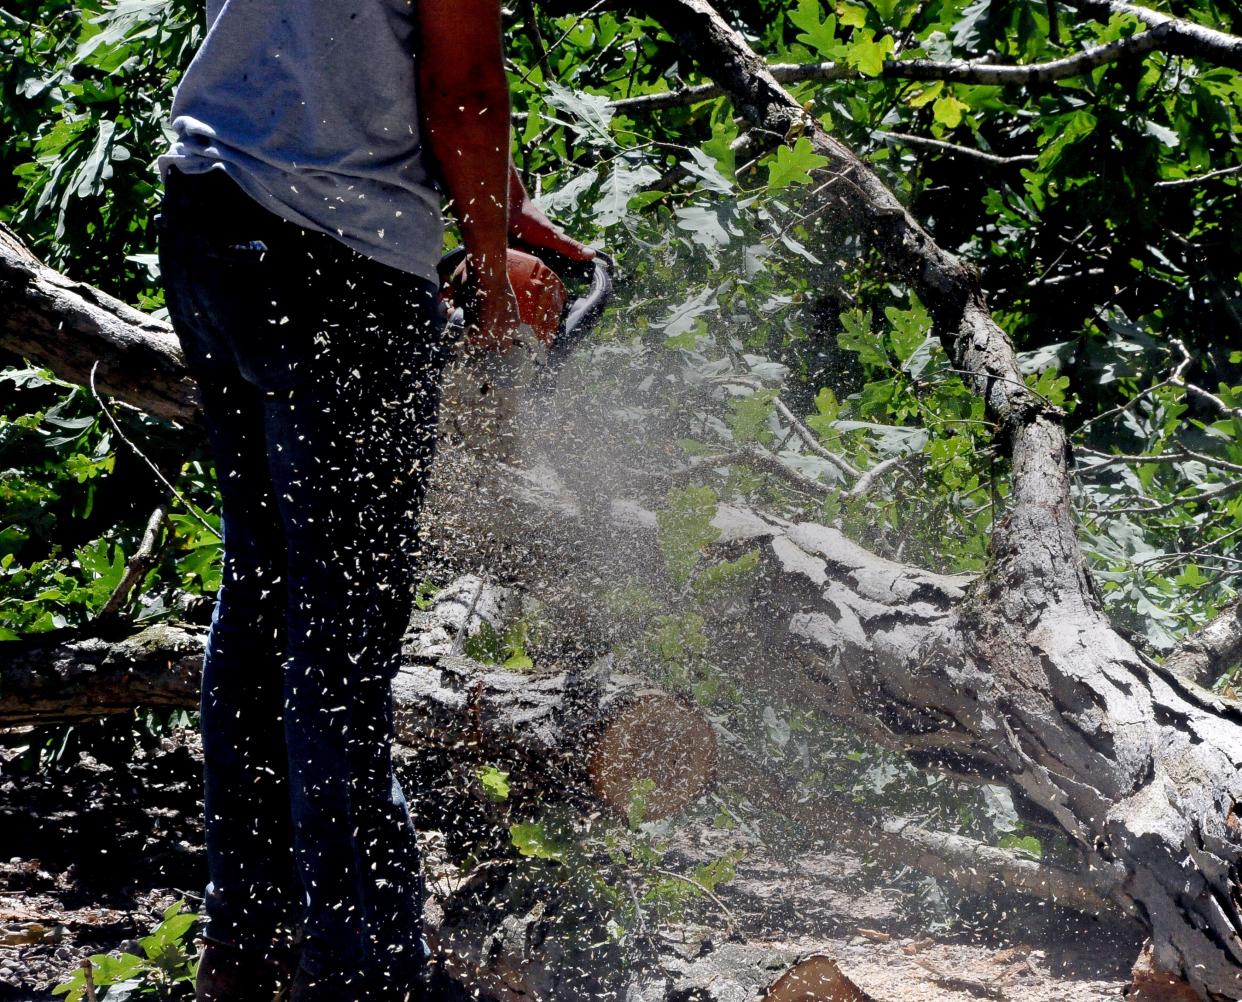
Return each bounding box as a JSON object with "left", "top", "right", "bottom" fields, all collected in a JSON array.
[{"left": 213, "top": 234, "right": 319, "bottom": 394}]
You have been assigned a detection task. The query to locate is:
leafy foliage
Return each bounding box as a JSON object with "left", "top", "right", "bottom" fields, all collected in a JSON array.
[{"left": 53, "top": 899, "right": 199, "bottom": 1000}]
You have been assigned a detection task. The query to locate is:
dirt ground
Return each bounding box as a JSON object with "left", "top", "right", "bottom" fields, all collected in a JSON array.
[{"left": 0, "top": 725, "right": 1141, "bottom": 1001}]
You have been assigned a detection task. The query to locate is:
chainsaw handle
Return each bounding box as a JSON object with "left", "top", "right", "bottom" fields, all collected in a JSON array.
[{"left": 436, "top": 246, "right": 612, "bottom": 363}]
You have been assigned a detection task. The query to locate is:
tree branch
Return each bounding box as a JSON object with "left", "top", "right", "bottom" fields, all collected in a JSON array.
[
  {"left": 1165, "top": 600, "right": 1242, "bottom": 689},
  {"left": 873, "top": 130, "right": 1038, "bottom": 166},
  {"left": 1067, "top": 0, "right": 1242, "bottom": 71},
  {"left": 608, "top": 26, "right": 1176, "bottom": 113},
  {"left": 0, "top": 223, "right": 199, "bottom": 424}
]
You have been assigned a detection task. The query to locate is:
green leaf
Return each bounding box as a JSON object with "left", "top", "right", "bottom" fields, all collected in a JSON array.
[
  {"left": 907, "top": 81, "right": 943, "bottom": 108},
  {"left": 788, "top": 0, "right": 840, "bottom": 56},
  {"left": 884, "top": 303, "right": 932, "bottom": 363},
  {"left": 932, "top": 93, "right": 970, "bottom": 129},
  {"left": 997, "top": 834, "right": 1043, "bottom": 858},
  {"left": 510, "top": 822, "right": 569, "bottom": 860},
  {"left": 845, "top": 30, "right": 894, "bottom": 76},
  {"left": 477, "top": 765, "right": 511, "bottom": 802},
  {"left": 726, "top": 389, "right": 777, "bottom": 445},
  {"left": 838, "top": 309, "right": 886, "bottom": 368},
  {"left": 545, "top": 82, "right": 615, "bottom": 146},
  {"left": 657, "top": 487, "right": 720, "bottom": 586},
  {"left": 767, "top": 136, "right": 830, "bottom": 191},
  {"left": 805, "top": 387, "right": 842, "bottom": 438},
  {"left": 838, "top": 4, "right": 868, "bottom": 28},
  {"left": 592, "top": 161, "right": 661, "bottom": 227},
  {"left": 702, "top": 111, "right": 739, "bottom": 180}
]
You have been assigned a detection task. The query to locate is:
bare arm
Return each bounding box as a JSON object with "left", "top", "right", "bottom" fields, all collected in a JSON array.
[
  {"left": 417, "top": 0, "right": 520, "bottom": 349},
  {"left": 508, "top": 162, "right": 594, "bottom": 261}
]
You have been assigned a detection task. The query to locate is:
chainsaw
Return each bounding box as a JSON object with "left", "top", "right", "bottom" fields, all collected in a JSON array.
[
  {"left": 436, "top": 243, "right": 612, "bottom": 382},
  {"left": 436, "top": 244, "right": 612, "bottom": 456}
]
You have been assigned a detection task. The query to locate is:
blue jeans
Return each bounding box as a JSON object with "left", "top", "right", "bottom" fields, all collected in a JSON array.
[{"left": 158, "top": 167, "right": 449, "bottom": 994}]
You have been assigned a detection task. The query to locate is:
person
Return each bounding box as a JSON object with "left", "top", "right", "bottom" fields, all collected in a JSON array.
[{"left": 155, "top": 1, "right": 592, "bottom": 999}]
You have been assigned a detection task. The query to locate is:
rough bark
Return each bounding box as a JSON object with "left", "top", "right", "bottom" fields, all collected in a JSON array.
[
  {"left": 1067, "top": 0, "right": 1242, "bottom": 72},
  {"left": 0, "top": 225, "right": 198, "bottom": 424},
  {"left": 626, "top": 3, "right": 1242, "bottom": 996},
  {"left": 1, "top": 620, "right": 716, "bottom": 822},
  {"left": 1166, "top": 600, "right": 1242, "bottom": 689}
]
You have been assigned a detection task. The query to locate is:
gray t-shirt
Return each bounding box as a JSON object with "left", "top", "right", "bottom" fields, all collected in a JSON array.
[{"left": 159, "top": 0, "right": 444, "bottom": 281}]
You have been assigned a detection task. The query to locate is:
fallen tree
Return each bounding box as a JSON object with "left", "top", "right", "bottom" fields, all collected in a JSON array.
[{"left": 5, "top": 3, "right": 1242, "bottom": 996}]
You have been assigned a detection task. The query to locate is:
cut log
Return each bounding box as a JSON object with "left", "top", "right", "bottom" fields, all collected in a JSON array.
[
  {"left": 1, "top": 621, "right": 716, "bottom": 824},
  {"left": 763, "top": 954, "right": 877, "bottom": 1002},
  {"left": 393, "top": 654, "right": 717, "bottom": 822}
]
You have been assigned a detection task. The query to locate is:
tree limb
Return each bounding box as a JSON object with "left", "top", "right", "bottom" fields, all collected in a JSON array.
[
  {"left": 1067, "top": 0, "right": 1242, "bottom": 72},
  {"left": 609, "top": 28, "right": 1177, "bottom": 113},
  {"left": 1165, "top": 600, "right": 1242, "bottom": 689},
  {"left": 0, "top": 223, "right": 198, "bottom": 424}
]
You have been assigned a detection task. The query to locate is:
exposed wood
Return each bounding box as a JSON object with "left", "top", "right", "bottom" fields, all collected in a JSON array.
[
  {"left": 393, "top": 653, "right": 718, "bottom": 822},
  {"left": 763, "top": 954, "right": 877, "bottom": 1002},
  {"left": 1128, "top": 943, "right": 1203, "bottom": 1002}
]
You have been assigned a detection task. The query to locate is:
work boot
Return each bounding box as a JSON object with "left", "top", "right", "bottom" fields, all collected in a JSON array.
[{"left": 195, "top": 937, "right": 295, "bottom": 1002}]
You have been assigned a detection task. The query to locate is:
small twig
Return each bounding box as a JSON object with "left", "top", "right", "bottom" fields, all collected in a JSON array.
[
  {"left": 942, "top": 367, "right": 1057, "bottom": 410},
  {"left": 652, "top": 867, "right": 744, "bottom": 940},
  {"left": 1076, "top": 444, "right": 1242, "bottom": 477},
  {"left": 96, "top": 502, "right": 170, "bottom": 622},
  {"left": 873, "top": 130, "right": 1037, "bottom": 166},
  {"left": 88, "top": 361, "right": 220, "bottom": 539},
  {"left": 1076, "top": 338, "right": 1193, "bottom": 435},
  {"left": 518, "top": 0, "right": 610, "bottom": 85},
  {"left": 81, "top": 958, "right": 98, "bottom": 1002},
  {"left": 517, "top": 0, "right": 548, "bottom": 70},
  {"left": 773, "top": 397, "right": 862, "bottom": 478},
  {"left": 1155, "top": 163, "right": 1242, "bottom": 189},
  {"left": 1086, "top": 480, "right": 1242, "bottom": 517},
  {"left": 850, "top": 454, "right": 910, "bottom": 497},
  {"left": 1174, "top": 376, "right": 1242, "bottom": 421}
]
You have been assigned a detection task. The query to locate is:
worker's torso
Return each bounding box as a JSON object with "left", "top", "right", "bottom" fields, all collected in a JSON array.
[{"left": 159, "top": 0, "right": 443, "bottom": 281}]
